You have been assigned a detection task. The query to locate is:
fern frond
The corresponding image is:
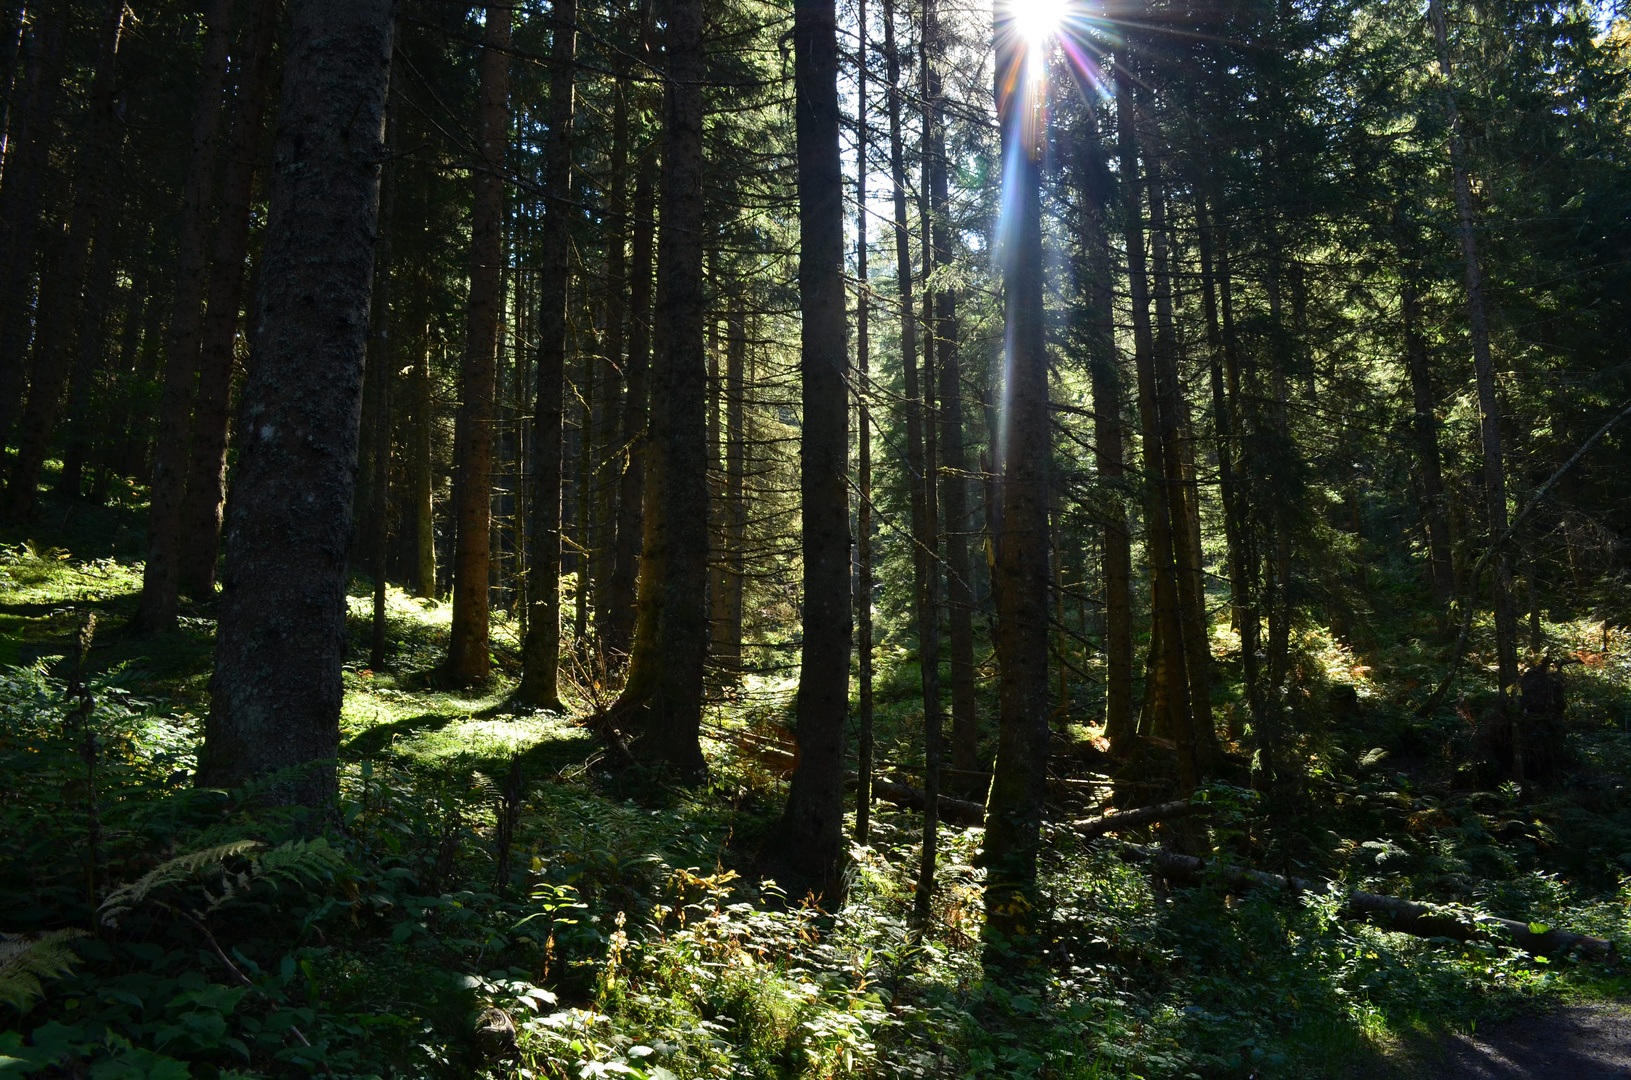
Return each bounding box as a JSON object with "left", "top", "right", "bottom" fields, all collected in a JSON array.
[
  {"left": 99, "top": 840, "right": 261, "bottom": 927},
  {"left": 0, "top": 930, "right": 87, "bottom": 1013}
]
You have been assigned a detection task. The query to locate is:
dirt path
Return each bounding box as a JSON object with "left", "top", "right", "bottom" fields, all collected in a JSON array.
[{"left": 1425, "top": 1004, "right": 1631, "bottom": 1078}]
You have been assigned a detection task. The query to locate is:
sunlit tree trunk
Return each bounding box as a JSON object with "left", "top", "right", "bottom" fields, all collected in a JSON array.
[
  {"left": 200, "top": 0, "right": 394, "bottom": 804},
  {"left": 411, "top": 320, "right": 437, "bottom": 598},
  {"left": 595, "top": 70, "right": 630, "bottom": 642},
  {"left": 982, "top": 11, "right": 1051, "bottom": 961},
  {"left": 448, "top": 4, "right": 510, "bottom": 682},
  {"left": 366, "top": 103, "right": 397, "bottom": 672}
]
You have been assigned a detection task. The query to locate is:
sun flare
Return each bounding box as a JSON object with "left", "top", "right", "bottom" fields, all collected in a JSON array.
[{"left": 1008, "top": 0, "right": 1070, "bottom": 48}]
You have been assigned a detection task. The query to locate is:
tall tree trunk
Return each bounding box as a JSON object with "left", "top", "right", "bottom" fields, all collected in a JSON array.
[
  {"left": 720, "top": 290, "right": 746, "bottom": 678},
  {"left": 1429, "top": 0, "right": 1519, "bottom": 777},
  {"left": 607, "top": 145, "right": 654, "bottom": 656},
  {"left": 518, "top": 0, "right": 572, "bottom": 706},
  {"left": 638, "top": 0, "right": 708, "bottom": 778},
  {"left": 912, "top": 0, "right": 942, "bottom": 927},
  {"left": 1147, "top": 160, "right": 1217, "bottom": 770},
  {"left": 776, "top": 0, "right": 849, "bottom": 898},
  {"left": 178, "top": 0, "right": 281, "bottom": 598},
  {"left": 926, "top": 5, "right": 975, "bottom": 787},
  {"left": 594, "top": 69, "right": 630, "bottom": 642},
  {"left": 55, "top": 186, "right": 123, "bottom": 499},
  {"left": 411, "top": 320, "right": 437, "bottom": 597},
  {"left": 199, "top": 0, "right": 394, "bottom": 804},
  {"left": 367, "top": 103, "right": 397, "bottom": 672},
  {"left": 0, "top": 1, "right": 67, "bottom": 450},
  {"left": 6, "top": 0, "right": 126, "bottom": 522},
  {"left": 1397, "top": 236, "right": 1455, "bottom": 615},
  {"left": 447, "top": 4, "right": 510, "bottom": 682},
  {"left": 853, "top": 0, "right": 873, "bottom": 844},
  {"left": 1193, "top": 183, "right": 1258, "bottom": 739},
  {"left": 137, "top": 0, "right": 235, "bottom": 631},
  {"left": 1072, "top": 103, "right": 1134, "bottom": 751},
  {"left": 1115, "top": 51, "right": 1196, "bottom": 791},
  {"left": 983, "top": 16, "right": 1051, "bottom": 959}
]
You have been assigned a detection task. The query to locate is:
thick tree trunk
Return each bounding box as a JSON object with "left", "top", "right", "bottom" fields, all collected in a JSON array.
[
  {"left": 448, "top": 5, "right": 510, "bottom": 683},
  {"left": 5, "top": 0, "right": 126, "bottom": 523},
  {"left": 982, "top": 19, "right": 1051, "bottom": 959},
  {"left": 178, "top": 0, "right": 281, "bottom": 598},
  {"left": 605, "top": 147, "right": 654, "bottom": 657},
  {"left": 137, "top": 0, "right": 235, "bottom": 630},
  {"left": 518, "top": 0, "right": 573, "bottom": 707},
  {"left": 0, "top": 1, "right": 67, "bottom": 450},
  {"left": 776, "top": 0, "right": 849, "bottom": 899},
  {"left": 638, "top": 0, "right": 709, "bottom": 778},
  {"left": 199, "top": 0, "right": 394, "bottom": 804}
]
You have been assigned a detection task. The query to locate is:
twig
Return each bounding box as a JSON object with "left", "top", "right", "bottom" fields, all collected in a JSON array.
[{"left": 175, "top": 909, "right": 318, "bottom": 1054}]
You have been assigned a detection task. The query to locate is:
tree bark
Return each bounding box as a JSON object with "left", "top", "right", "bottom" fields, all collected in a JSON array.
[
  {"left": 199, "top": 0, "right": 394, "bottom": 804},
  {"left": 0, "top": 0, "right": 67, "bottom": 450},
  {"left": 448, "top": 4, "right": 510, "bottom": 682},
  {"left": 411, "top": 320, "right": 437, "bottom": 598},
  {"left": 594, "top": 69, "right": 629, "bottom": 643},
  {"left": 638, "top": 0, "right": 709, "bottom": 779},
  {"left": 6, "top": 0, "right": 127, "bottom": 523},
  {"left": 853, "top": 0, "right": 873, "bottom": 843},
  {"left": 775, "top": 0, "right": 849, "bottom": 899},
  {"left": 1399, "top": 247, "right": 1455, "bottom": 613},
  {"left": 1429, "top": 0, "right": 1519, "bottom": 777},
  {"left": 1115, "top": 52, "right": 1196, "bottom": 791},
  {"left": 178, "top": 0, "right": 282, "bottom": 598},
  {"left": 605, "top": 144, "right": 655, "bottom": 657},
  {"left": 518, "top": 0, "right": 573, "bottom": 707},
  {"left": 367, "top": 103, "right": 397, "bottom": 672},
  {"left": 720, "top": 290, "right": 746, "bottom": 676},
  {"left": 54, "top": 184, "right": 123, "bottom": 499},
  {"left": 137, "top": 0, "right": 235, "bottom": 630},
  {"left": 982, "top": 18, "right": 1051, "bottom": 959}
]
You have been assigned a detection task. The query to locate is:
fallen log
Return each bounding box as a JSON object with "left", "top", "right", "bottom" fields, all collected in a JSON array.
[
  {"left": 1068, "top": 800, "right": 1206, "bottom": 841},
  {"left": 1122, "top": 845, "right": 1612, "bottom": 959},
  {"left": 870, "top": 778, "right": 986, "bottom": 827}
]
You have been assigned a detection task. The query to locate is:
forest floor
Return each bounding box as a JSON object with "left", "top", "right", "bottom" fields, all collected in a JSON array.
[{"left": 4, "top": 481, "right": 1631, "bottom": 1080}]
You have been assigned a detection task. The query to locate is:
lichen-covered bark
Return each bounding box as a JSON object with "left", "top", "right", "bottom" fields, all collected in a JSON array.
[{"left": 198, "top": 0, "right": 394, "bottom": 804}]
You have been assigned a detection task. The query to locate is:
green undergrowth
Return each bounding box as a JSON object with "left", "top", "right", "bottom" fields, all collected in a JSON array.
[{"left": 2, "top": 537, "right": 1629, "bottom": 1079}]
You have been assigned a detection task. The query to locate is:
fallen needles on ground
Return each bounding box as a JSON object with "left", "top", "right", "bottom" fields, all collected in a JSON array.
[{"left": 1120, "top": 844, "right": 1614, "bottom": 959}]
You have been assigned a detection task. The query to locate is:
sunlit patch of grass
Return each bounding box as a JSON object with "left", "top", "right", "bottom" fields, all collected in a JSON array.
[{"left": 0, "top": 540, "right": 143, "bottom": 605}]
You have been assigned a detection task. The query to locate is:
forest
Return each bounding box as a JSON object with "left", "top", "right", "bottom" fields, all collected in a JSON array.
[{"left": 0, "top": 0, "right": 1629, "bottom": 1075}]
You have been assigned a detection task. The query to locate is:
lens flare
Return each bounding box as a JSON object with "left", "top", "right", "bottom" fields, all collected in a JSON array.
[{"left": 1009, "top": 0, "right": 1069, "bottom": 47}]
